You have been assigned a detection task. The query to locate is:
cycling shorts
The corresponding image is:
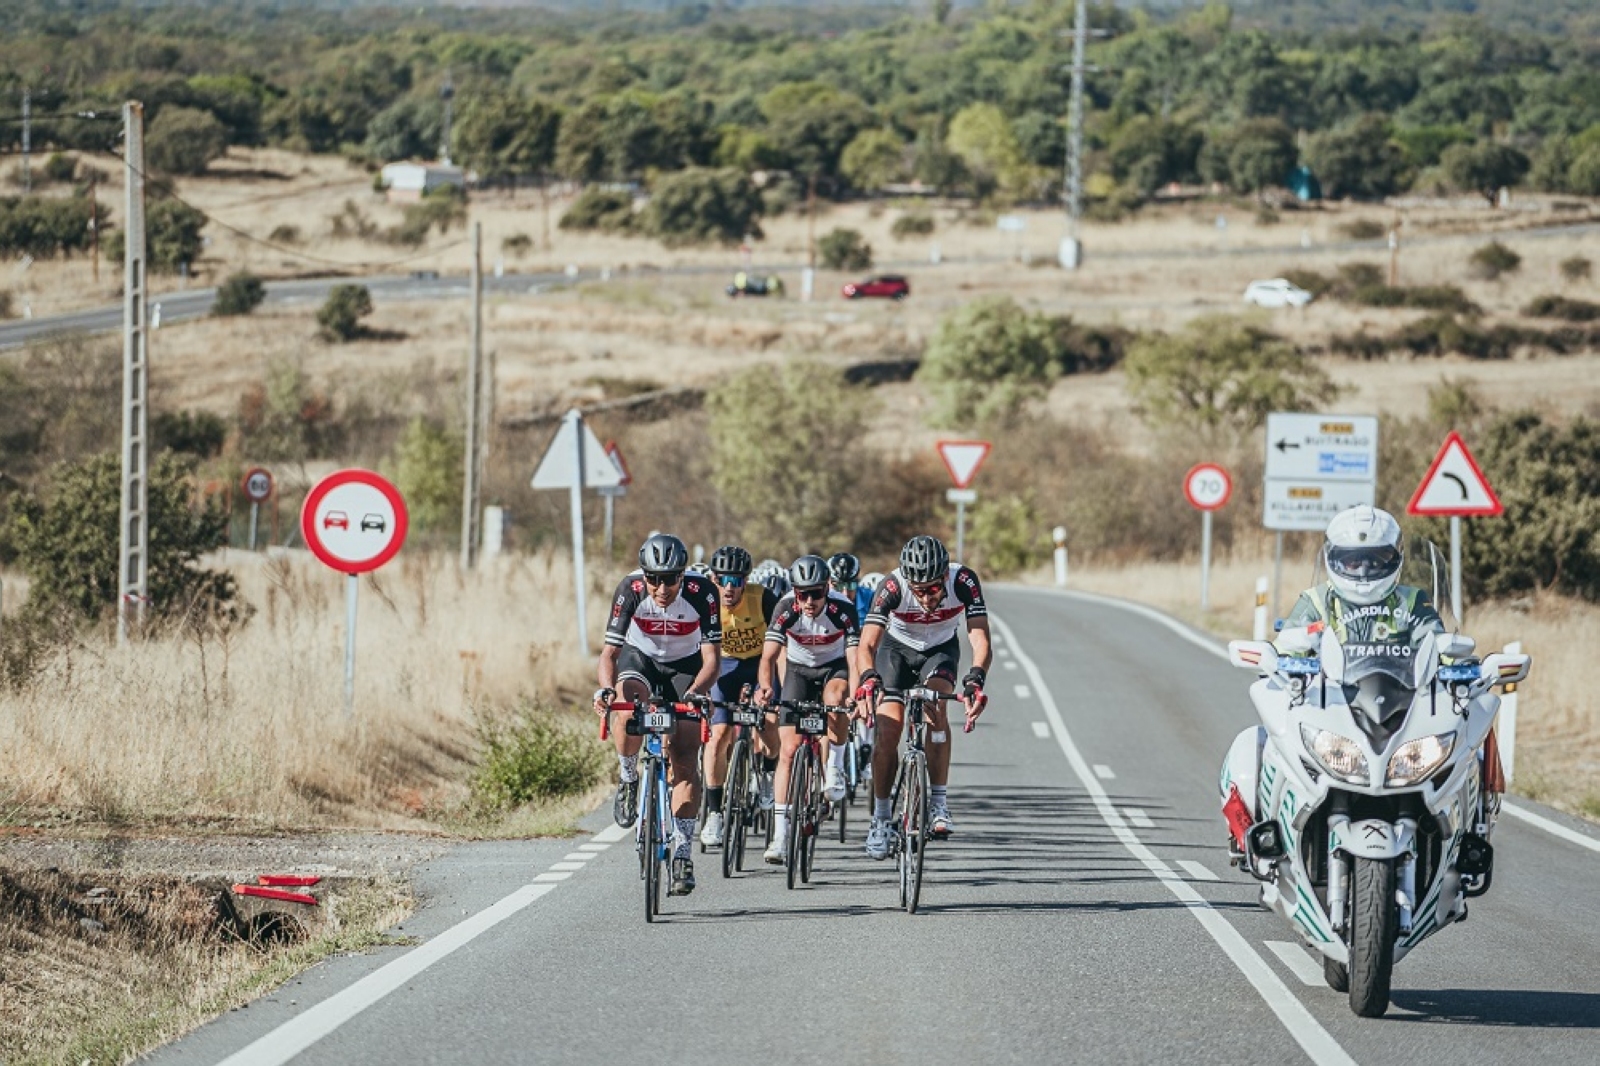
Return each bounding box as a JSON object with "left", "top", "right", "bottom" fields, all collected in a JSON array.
[
  {"left": 780, "top": 657, "right": 848, "bottom": 720},
  {"left": 712, "top": 657, "right": 762, "bottom": 726},
  {"left": 617, "top": 645, "right": 702, "bottom": 703},
  {"left": 875, "top": 633, "right": 960, "bottom": 698}
]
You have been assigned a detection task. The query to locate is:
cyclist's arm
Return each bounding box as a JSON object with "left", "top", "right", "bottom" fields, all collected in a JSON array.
[
  {"left": 597, "top": 577, "right": 641, "bottom": 697},
  {"left": 756, "top": 640, "right": 783, "bottom": 702},
  {"left": 837, "top": 597, "right": 863, "bottom": 697},
  {"left": 966, "top": 614, "right": 993, "bottom": 674},
  {"left": 856, "top": 621, "right": 884, "bottom": 678},
  {"left": 689, "top": 642, "right": 720, "bottom": 698},
  {"left": 686, "top": 574, "right": 723, "bottom": 697},
  {"left": 598, "top": 644, "right": 621, "bottom": 691}
]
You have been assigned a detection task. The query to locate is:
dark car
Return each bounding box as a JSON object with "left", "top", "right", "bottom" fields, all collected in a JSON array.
[
  {"left": 842, "top": 275, "right": 909, "bottom": 300},
  {"left": 726, "top": 273, "right": 784, "bottom": 298},
  {"left": 360, "top": 514, "right": 387, "bottom": 533}
]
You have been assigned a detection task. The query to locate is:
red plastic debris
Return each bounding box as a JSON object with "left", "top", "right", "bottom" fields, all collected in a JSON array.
[
  {"left": 232, "top": 884, "right": 319, "bottom": 906},
  {"left": 257, "top": 875, "right": 323, "bottom": 888}
]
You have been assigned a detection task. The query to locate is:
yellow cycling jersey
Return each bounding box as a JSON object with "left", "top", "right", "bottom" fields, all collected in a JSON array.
[{"left": 721, "top": 589, "right": 768, "bottom": 660}]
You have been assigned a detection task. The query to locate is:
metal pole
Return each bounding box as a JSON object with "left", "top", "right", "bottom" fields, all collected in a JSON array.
[
  {"left": 21, "top": 87, "right": 30, "bottom": 194},
  {"left": 1065, "top": 1, "right": 1087, "bottom": 237},
  {"left": 117, "top": 101, "right": 149, "bottom": 646},
  {"left": 248, "top": 502, "right": 259, "bottom": 552},
  {"left": 1200, "top": 511, "right": 1213, "bottom": 612},
  {"left": 1272, "top": 531, "right": 1284, "bottom": 627},
  {"left": 604, "top": 492, "right": 615, "bottom": 558},
  {"left": 955, "top": 499, "right": 966, "bottom": 562},
  {"left": 343, "top": 573, "right": 359, "bottom": 718},
  {"left": 569, "top": 410, "right": 590, "bottom": 656},
  {"left": 461, "top": 221, "right": 483, "bottom": 570},
  {"left": 1450, "top": 515, "right": 1463, "bottom": 625}
]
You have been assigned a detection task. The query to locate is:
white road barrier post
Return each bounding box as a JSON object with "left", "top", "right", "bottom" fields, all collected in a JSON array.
[
  {"left": 1253, "top": 576, "right": 1269, "bottom": 641},
  {"left": 1500, "top": 640, "right": 1521, "bottom": 787},
  {"left": 1053, "top": 525, "right": 1068, "bottom": 587}
]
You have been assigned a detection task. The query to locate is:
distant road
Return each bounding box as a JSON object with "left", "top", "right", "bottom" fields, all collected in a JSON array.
[{"left": 4, "top": 218, "right": 1596, "bottom": 351}]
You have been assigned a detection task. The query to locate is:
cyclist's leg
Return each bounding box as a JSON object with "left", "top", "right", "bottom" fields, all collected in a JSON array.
[
  {"left": 661, "top": 656, "right": 706, "bottom": 875},
  {"left": 611, "top": 646, "right": 657, "bottom": 762},
  {"left": 822, "top": 671, "right": 850, "bottom": 799},
  {"left": 919, "top": 640, "right": 961, "bottom": 788}
]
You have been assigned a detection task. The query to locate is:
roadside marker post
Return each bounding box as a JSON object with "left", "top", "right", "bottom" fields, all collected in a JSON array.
[
  {"left": 300, "top": 470, "right": 409, "bottom": 718},
  {"left": 1406, "top": 430, "right": 1502, "bottom": 624},
  {"left": 1184, "top": 463, "right": 1232, "bottom": 612},
  {"left": 1053, "top": 525, "right": 1069, "bottom": 588},
  {"left": 241, "top": 467, "right": 274, "bottom": 552},
  {"left": 532, "top": 410, "right": 625, "bottom": 656},
  {"left": 936, "top": 440, "right": 991, "bottom": 561},
  {"left": 1500, "top": 640, "right": 1521, "bottom": 786},
  {"left": 1253, "top": 576, "right": 1269, "bottom": 640}
]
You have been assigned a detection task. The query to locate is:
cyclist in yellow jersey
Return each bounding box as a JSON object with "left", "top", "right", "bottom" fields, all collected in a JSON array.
[{"left": 700, "top": 545, "right": 782, "bottom": 847}]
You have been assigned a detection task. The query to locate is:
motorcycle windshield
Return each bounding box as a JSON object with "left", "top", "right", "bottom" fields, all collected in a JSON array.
[{"left": 1339, "top": 641, "right": 1418, "bottom": 742}]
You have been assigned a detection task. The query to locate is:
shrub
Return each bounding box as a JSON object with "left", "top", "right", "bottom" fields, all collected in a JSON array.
[
  {"left": 317, "top": 284, "right": 373, "bottom": 342},
  {"left": 106, "top": 199, "right": 206, "bottom": 274},
  {"left": 1468, "top": 241, "right": 1521, "bottom": 281},
  {"left": 819, "top": 227, "right": 871, "bottom": 271},
  {"left": 0, "top": 195, "right": 99, "bottom": 259},
  {"left": 151, "top": 410, "right": 227, "bottom": 458},
  {"left": 391, "top": 416, "right": 463, "bottom": 536},
  {"left": 1337, "top": 218, "right": 1387, "bottom": 240},
  {"left": 1522, "top": 294, "right": 1600, "bottom": 322},
  {"left": 642, "top": 167, "right": 763, "bottom": 247},
  {"left": 471, "top": 705, "right": 605, "bottom": 811},
  {"left": 918, "top": 296, "right": 1061, "bottom": 427},
  {"left": 42, "top": 153, "right": 77, "bottom": 184},
  {"left": 0, "top": 290, "right": 11, "bottom": 319},
  {"left": 1559, "top": 256, "right": 1592, "bottom": 283},
  {"left": 146, "top": 106, "right": 229, "bottom": 177},
  {"left": 890, "top": 211, "right": 936, "bottom": 239},
  {"left": 502, "top": 232, "right": 533, "bottom": 257},
  {"left": 559, "top": 187, "right": 634, "bottom": 233},
  {"left": 213, "top": 271, "right": 265, "bottom": 316},
  {"left": 268, "top": 223, "right": 301, "bottom": 244},
  {"left": 967, "top": 492, "right": 1048, "bottom": 574}
]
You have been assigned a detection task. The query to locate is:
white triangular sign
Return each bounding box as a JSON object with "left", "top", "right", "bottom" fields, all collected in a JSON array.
[
  {"left": 532, "top": 409, "right": 623, "bottom": 490},
  {"left": 1407, "top": 432, "right": 1501, "bottom": 517},
  {"left": 936, "top": 440, "right": 992, "bottom": 489}
]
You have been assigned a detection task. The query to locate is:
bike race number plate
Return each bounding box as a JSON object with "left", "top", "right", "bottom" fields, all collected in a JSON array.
[
  {"left": 732, "top": 707, "right": 760, "bottom": 726},
  {"left": 643, "top": 711, "right": 673, "bottom": 733},
  {"left": 799, "top": 714, "right": 827, "bottom": 735}
]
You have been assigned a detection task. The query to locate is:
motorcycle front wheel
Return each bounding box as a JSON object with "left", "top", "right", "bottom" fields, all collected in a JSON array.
[{"left": 1348, "top": 856, "right": 1397, "bottom": 1017}]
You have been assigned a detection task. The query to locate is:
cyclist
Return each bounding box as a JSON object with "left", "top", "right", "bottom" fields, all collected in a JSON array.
[
  {"left": 855, "top": 535, "right": 991, "bottom": 860},
  {"left": 700, "top": 544, "right": 783, "bottom": 847},
  {"left": 858, "top": 571, "right": 885, "bottom": 620},
  {"left": 593, "top": 533, "right": 722, "bottom": 896},
  {"left": 827, "top": 552, "right": 869, "bottom": 618},
  {"left": 756, "top": 555, "right": 862, "bottom": 865}
]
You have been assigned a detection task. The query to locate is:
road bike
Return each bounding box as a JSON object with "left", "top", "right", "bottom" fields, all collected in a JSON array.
[
  {"left": 837, "top": 712, "right": 873, "bottom": 843},
  {"left": 601, "top": 697, "right": 707, "bottom": 924},
  {"left": 887, "top": 687, "right": 962, "bottom": 915},
  {"left": 718, "top": 698, "right": 775, "bottom": 878},
  {"left": 777, "top": 700, "right": 852, "bottom": 890}
]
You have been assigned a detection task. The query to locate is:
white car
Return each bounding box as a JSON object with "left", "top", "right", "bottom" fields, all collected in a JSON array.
[{"left": 1243, "top": 278, "right": 1314, "bottom": 308}]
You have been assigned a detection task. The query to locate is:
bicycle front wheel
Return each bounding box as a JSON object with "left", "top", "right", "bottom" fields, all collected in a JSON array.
[
  {"left": 643, "top": 761, "right": 662, "bottom": 923},
  {"left": 786, "top": 745, "right": 812, "bottom": 890},
  {"left": 722, "top": 739, "right": 749, "bottom": 879},
  {"left": 899, "top": 752, "right": 930, "bottom": 915}
]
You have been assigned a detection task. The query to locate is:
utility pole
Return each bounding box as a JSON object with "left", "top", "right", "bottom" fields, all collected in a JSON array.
[
  {"left": 461, "top": 221, "right": 484, "bottom": 569},
  {"left": 89, "top": 170, "right": 100, "bottom": 284},
  {"left": 1061, "top": 1, "right": 1108, "bottom": 271},
  {"left": 118, "top": 101, "right": 150, "bottom": 646},
  {"left": 439, "top": 72, "right": 455, "bottom": 166},
  {"left": 21, "top": 87, "right": 31, "bottom": 194}
]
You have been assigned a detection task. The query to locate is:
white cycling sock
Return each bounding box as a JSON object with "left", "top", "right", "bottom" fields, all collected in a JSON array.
[
  {"left": 618, "top": 754, "right": 639, "bottom": 783},
  {"left": 873, "top": 798, "right": 892, "bottom": 820},
  {"left": 674, "top": 817, "right": 696, "bottom": 858},
  {"left": 774, "top": 804, "right": 791, "bottom": 838},
  {"left": 829, "top": 746, "right": 845, "bottom": 771},
  {"left": 931, "top": 786, "right": 948, "bottom": 810}
]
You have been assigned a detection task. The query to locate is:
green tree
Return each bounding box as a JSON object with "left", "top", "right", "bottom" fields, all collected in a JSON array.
[
  {"left": 455, "top": 93, "right": 561, "bottom": 179},
  {"left": 146, "top": 106, "right": 229, "bottom": 176},
  {"left": 392, "top": 416, "right": 463, "bottom": 536},
  {"left": 107, "top": 199, "right": 206, "bottom": 274},
  {"left": 947, "top": 103, "right": 1027, "bottom": 198},
  {"left": 707, "top": 362, "right": 871, "bottom": 551},
  {"left": 642, "top": 167, "right": 762, "bottom": 247},
  {"left": 236, "top": 360, "right": 338, "bottom": 462},
  {"left": 8, "top": 451, "right": 235, "bottom": 627},
  {"left": 363, "top": 97, "right": 442, "bottom": 163},
  {"left": 819, "top": 227, "right": 872, "bottom": 271},
  {"left": 1305, "top": 114, "right": 1405, "bottom": 200},
  {"left": 839, "top": 129, "right": 906, "bottom": 192},
  {"left": 1441, "top": 141, "right": 1531, "bottom": 205},
  {"left": 559, "top": 187, "right": 635, "bottom": 233},
  {"left": 1124, "top": 315, "right": 1336, "bottom": 442},
  {"left": 213, "top": 271, "right": 264, "bottom": 316},
  {"left": 759, "top": 82, "right": 873, "bottom": 187},
  {"left": 1107, "top": 116, "right": 1202, "bottom": 195},
  {"left": 1226, "top": 118, "right": 1296, "bottom": 196},
  {"left": 317, "top": 284, "right": 373, "bottom": 342},
  {"left": 918, "top": 296, "right": 1059, "bottom": 428}
]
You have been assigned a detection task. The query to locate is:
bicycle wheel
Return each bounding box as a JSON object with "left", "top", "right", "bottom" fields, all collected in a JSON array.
[
  {"left": 837, "top": 765, "right": 850, "bottom": 844},
  {"left": 893, "top": 757, "right": 910, "bottom": 908},
  {"left": 786, "top": 745, "right": 811, "bottom": 890},
  {"left": 722, "top": 739, "right": 749, "bottom": 879},
  {"left": 643, "top": 761, "right": 661, "bottom": 923},
  {"left": 904, "top": 752, "right": 930, "bottom": 915},
  {"left": 845, "top": 741, "right": 859, "bottom": 806},
  {"left": 696, "top": 745, "right": 708, "bottom": 854}
]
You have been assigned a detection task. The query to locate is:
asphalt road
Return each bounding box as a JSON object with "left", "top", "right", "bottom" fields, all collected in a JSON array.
[{"left": 146, "top": 587, "right": 1600, "bottom": 1066}]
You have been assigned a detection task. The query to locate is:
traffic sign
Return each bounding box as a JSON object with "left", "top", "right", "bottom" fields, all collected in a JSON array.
[
  {"left": 604, "top": 440, "right": 632, "bottom": 487},
  {"left": 300, "top": 469, "right": 409, "bottom": 575},
  {"left": 1263, "top": 480, "right": 1376, "bottom": 532},
  {"left": 1264, "top": 414, "right": 1378, "bottom": 483},
  {"left": 937, "top": 440, "right": 991, "bottom": 489},
  {"left": 1184, "top": 463, "right": 1233, "bottom": 511},
  {"left": 241, "top": 467, "right": 274, "bottom": 503},
  {"left": 1408, "top": 432, "right": 1502, "bottom": 517},
  {"left": 946, "top": 488, "right": 977, "bottom": 504},
  {"left": 532, "top": 409, "right": 624, "bottom": 490}
]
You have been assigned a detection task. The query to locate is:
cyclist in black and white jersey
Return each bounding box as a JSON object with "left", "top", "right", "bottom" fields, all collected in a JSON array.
[
  {"left": 755, "top": 555, "right": 861, "bottom": 865},
  {"left": 854, "top": 535, "right": 991, "bottom": 860},
  {"left": 593, "top": 533, "right": 721, "bottom": 896}
]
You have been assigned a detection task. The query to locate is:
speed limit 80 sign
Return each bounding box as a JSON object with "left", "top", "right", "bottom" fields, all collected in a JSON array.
[
  {"left": 242, "top": 467, "right": 274, "bottom": 503},
  {"left": 1184, "top": 463, "right": 1233, "bottom": 511}
]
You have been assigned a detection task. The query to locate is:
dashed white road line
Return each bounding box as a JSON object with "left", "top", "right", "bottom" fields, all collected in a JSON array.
[
  {"left": 550, "top": 861, "right": 588, "bottom": 871},
  {"left": 1265, "top": 941, "right": 1326, "bottom": 987},
  {"left": 533, "top": 871, "right": 573, "bottom": 882},
  {"left": 1001, "top": 659, "right": 1019, "bottom": 670},
  {"left": 1014, "top": 684, "right": 1032, "bottom": 699},
  {"left": 1176, "top": 859, "right": 1221, "bottom": 882},
  {"left": 990, "top": 612, "right": 1357, "bottom": 1066},
  {"left": 1093, "top": 764, "right": 1116, "bottom": 780},
  {"left": 1031, "top": 721, "right": 1052, "bottom": 739},
  {"left": 562, "top": 852, "right": 596, "bottom": 862},
  {"left": 577, "top": 843, "right": 610, "bottom": 852},
  {"left": 1124, "top": 808, "right": 1155, "bottom": 830}
]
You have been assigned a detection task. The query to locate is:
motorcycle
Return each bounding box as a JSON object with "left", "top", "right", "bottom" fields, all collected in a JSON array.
[{"left": 1217, "top": 540, "right": 1531, "bottom": 1017}]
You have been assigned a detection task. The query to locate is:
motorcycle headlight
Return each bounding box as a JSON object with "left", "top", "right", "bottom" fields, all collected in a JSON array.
[
  {"left": 1386, "top": 732, "right": 1457, "bottom": 787},
  {"left": 1301, "top": 724, "right": 1369, "bottom": 785}
]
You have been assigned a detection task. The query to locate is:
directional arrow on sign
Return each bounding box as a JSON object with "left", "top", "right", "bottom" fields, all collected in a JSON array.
[
  {"left": 1274, "top": 438, "right": 1301, "bottom": 453},
  {"left": 1407, "top": 431, "right": 1502, "bottom": 517}
]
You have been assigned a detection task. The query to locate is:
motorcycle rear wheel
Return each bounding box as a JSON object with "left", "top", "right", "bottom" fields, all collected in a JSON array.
[{"left": 1324, "top": 956, "right": 1349, "bottom": 992}]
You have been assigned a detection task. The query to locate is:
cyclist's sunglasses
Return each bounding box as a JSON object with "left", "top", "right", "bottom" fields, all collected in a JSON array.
[
  {"left": 715, "top": 573, "right": 746, "bottom": 588},
  {"left": 908, "top": 578, "right": 946, "bottom": 596},
  {"left": 795, "top": 586, "right": 827, "bottom": 602},
  {"left": 835, "top": 580, "right": 859, "bottom": 594},
  {"left": 644, "top": 571, "right": 684, "bottom": 587}
]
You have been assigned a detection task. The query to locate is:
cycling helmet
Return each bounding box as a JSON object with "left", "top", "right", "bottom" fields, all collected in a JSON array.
[
  {"left": 790, "top": 554, "right": 829, "bottom": 590},
  {"left": 1323, "top": 506, "right": 1403, "bottom": 607},
  {"left": 860, "top": 571, "right": 885, "bottom": 593},
  {"left": 687, "top": 563, "right": 713, "bottom": 579},
  {"left": 638, "top": 533, "right": 689, "bottom": 574},
  {"left": 899, "top": 535, "right": 950, "bottom": 584},
  {"left": 710, "top": 544, "right": 753, "bottom": 576},
  {"left": 758, "top": 570, "right": 791, "bottom": 598},
  {"left": 827, "top": 552, "right": 861, "bottom": 586}
]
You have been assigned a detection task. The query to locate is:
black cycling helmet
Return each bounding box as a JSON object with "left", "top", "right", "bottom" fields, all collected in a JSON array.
[
  {"left": 899, "top": 535, "right": 950, "bottom": 584},
  {"left": 789, "top": 554, "right": 829, "bottom": 590},
  {"left": 710, "top": 544, "right": 753, "bottom": 576},
  {"left": 758, "top": 570, "right": 791, "bottom": 598},
  {"left": 827, "top": 552, "right": 861, "bottom": 585},
  {"left": 638, "top": 533, "right": 689, "bottom": 574}
]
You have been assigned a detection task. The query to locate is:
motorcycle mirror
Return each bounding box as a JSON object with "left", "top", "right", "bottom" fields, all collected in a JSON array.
[
  {"left": 1228, "top": 640, "right": 1279, "bottom": 675},
  {"left": 1439, "top": 633, "right": 1476, "bottom": 660},
  {"left": 1479, "top": 651, "right": 1532, "bottom": 688},
  {"left": 1319, "top": 628, "right": 1346, "bottom": 683}
]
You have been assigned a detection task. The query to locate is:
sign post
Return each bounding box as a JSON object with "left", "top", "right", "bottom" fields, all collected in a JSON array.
[
  {"left": 1184, "top": 463, "right": 1232, "bottom": 611},
  {"left": 601, "top": 440, "right": 632, "bottom": 559},
  {"left": 241, "top": 467, "right": 274, "bottom": 552},
  {"left": 936, "top": 440, "right": 992, "bottom": 561},
  {"left": 1406, "top": 430, "right": 1502, "bottom": 624},
  {"left": 300, "top": 469, "right": 409, "bottom": 718},
  {"left": 532, "top": 409, "right": 625, "bottom": 655}
]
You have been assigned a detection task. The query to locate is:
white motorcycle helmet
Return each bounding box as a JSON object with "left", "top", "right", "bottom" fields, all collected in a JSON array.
[{"left": 1323, "top": 505, "right": 1404, "bottom": 606}]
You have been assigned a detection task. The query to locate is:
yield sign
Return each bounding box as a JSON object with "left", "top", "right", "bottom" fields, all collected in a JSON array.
[
  {"left": 1407, "top": 431, "right": 1502, "bottom": 517},
  {"left": 531, "top": 409, "right": 624, "bottom": 490},
  {"left": 604, "top": 440, "right": 632, "bottom": 486},
  {"left": 936, "top": 440, "right": 991, "bottom": 489}
]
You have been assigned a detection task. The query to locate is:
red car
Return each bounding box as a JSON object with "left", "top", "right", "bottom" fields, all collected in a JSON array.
[
  {"left": 323, "top": 510, "right": 349, "bottom": 531},
  {"left": 842, "top": 275, "right": 909, "bottom": 300}
]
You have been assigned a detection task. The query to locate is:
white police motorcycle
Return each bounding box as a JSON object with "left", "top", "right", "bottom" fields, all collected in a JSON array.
[{"left": 1218, "top": 541, "right": 1530, "bottom": 1017}]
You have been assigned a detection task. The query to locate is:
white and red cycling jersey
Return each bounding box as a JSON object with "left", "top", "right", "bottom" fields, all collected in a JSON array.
[
  {"left": 864, "top": 565, "right": 986, "bottom": 652},
  {"left": 765, "top": 591, "right": 860, "bottom": 667},
  {"left": 604, "top": 572, "right": 721, "bottom": 661}
]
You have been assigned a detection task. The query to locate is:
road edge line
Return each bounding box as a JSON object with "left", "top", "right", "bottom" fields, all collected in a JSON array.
[
  {"left": 990, "top": 612, "right": 1357, "bottom": 1066},
  {"left": 1502, "top": 800, "right": 1600, "bottom": 854}
]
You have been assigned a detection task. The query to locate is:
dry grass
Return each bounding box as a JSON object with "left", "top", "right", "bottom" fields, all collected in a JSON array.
[{"left": 0, "top": 549, "right": 608, "bottom": 831}]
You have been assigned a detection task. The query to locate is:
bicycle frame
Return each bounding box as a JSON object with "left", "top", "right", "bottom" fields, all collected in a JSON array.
[
  {"left": 776, "top": 700, "right": 851, "bottom": 887},
  {"left": 601, "top": 698, "right": 706, "bottom": 922}
]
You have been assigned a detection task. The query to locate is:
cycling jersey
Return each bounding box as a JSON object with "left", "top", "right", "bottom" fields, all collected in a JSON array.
[
  {"left": 854, "top": 585, "right": 873, "bottom": 620},
  {"left": 864, "top": 565, "right": 986, "bottom": 652},
  {"left": 765, "top": 591, "right": 860, "bottom": 667},
  {"left": 721, "top": 585, "right": 780, "bottom": 661},
  {"left": 605, "top": 573, "right": 721, "bottom": 661}
]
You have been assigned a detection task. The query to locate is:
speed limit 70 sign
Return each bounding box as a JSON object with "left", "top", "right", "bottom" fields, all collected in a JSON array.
[{"left": 1184, "top": 463, "right": 1233, "bottom": 511}]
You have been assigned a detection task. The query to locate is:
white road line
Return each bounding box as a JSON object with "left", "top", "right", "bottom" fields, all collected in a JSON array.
[
  {"left": 1125, "top": 808, "right": 1155, "bottom": 830},
  {"left": 1093, "top": 764, "right": 1116, "bottom": 780},
  {"left": 1002, "top": 659, "right": 1019, "bottom": 670},
  {"left": 990, "top": 613, "right": 1357, "bottom": 1066},
  {"left": 1504, "top": 800, "right": 1600, "bottom": 855},
  {"left": 1265, "top": 941, "right": 1326, "bottom": 987},
  {"left": 593, "top": 823, "right": 632, "bottom": 843},
  {"left": 1176, "top": 859, "right": 1221, "bottom": 882},
  {"left": 577, "top": 843, "right": 610, "bottom": 852},
  {"left": 1031, "top": 721, "right": 1051, "bottom": 739},
  {"left": 549, "top": 861, "right": 588, "bottom": 871},
  {"left": 562, "top": 852, "right": 596, "bottom": 862},
  {"left": 1014, "top": 684, "right": 1032, "bottom": 699},
  {"left": 533, "top": 871, "right": 573, "bottom": 882}
]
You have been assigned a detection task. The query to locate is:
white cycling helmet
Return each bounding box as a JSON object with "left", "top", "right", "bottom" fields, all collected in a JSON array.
[
  {"left": 1324, "top": 505, "right": 1403, "bottom": 606},
  {"left": 860, "top": 571, "right": 885, "bottom": 592}
]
